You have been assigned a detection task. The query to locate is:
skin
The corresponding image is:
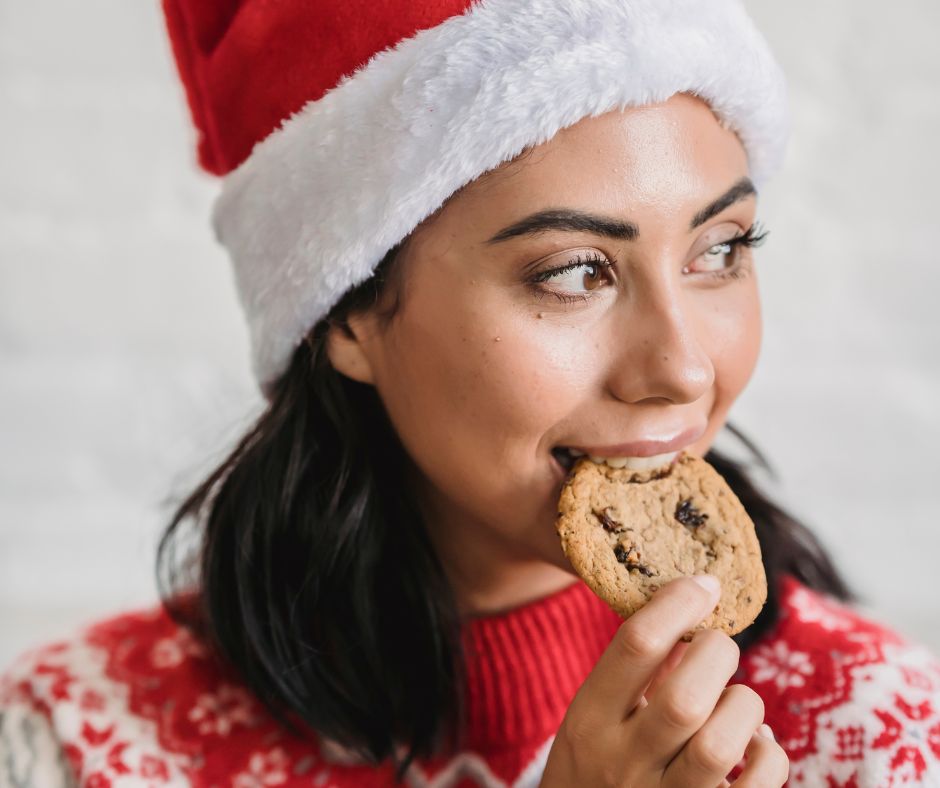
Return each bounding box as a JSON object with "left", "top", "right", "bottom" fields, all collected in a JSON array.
[{"left": 328, "top": 91, "right": 762, "bottom": 619}]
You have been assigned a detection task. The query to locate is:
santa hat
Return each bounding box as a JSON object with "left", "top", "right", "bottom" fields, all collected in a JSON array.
[{"left": 162, "top": 0, "right": 789, "bottom": 396}]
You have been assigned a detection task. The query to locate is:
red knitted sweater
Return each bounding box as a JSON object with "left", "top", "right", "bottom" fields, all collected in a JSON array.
[{"left": 2, "top": 576, "right": 939, "bottom": 787}]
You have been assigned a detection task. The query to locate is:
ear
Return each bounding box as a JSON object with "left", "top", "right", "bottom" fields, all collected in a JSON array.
[{"left": 325, "top": 317, "right": 377, "bottom": 385}]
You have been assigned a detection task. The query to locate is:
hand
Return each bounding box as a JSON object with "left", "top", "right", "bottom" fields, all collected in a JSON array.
[{"left": 538, "top": 576, "right": 789, "bottom": 787}]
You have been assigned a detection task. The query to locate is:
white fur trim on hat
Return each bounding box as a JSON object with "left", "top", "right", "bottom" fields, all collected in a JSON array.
[{"left": 212, "top": 0, "right": 790, "bottom": 394}]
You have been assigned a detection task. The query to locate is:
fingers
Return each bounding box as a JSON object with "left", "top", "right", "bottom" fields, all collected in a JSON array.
[
  {"left": 568, "top": 575, "right": 721, "bottom": 727},
  {"left": 633, "top": 627, "right": 741, "bottom": 766},
  {"left": 661, "top": 683, "right": 764, "bottom": 786},
  {"left": 644, "top": 639, "right": 691, "bottom": 700},
  {"left": 733, "top": 725, "right": 789, "bottom": 787}
]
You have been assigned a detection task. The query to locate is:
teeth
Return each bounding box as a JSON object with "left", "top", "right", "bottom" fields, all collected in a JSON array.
[
  {"left": 555, "top": 448, "right": 681, "bottom": 472},
  {"left": 588, "top": 451, "right": 679, "bottom": 470}
]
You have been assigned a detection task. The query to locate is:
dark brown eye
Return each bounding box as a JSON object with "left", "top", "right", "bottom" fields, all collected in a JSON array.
[
  {"left": 581, "top": 265, "right": 605, "bottom": 290},
  {"left": 530, "top": 250, "right": 616, "bottom": 301}
]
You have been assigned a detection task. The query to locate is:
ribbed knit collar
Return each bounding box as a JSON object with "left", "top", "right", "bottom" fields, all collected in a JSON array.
[{"left": 459, "top": 578, "right": 622, "bottom": 751}]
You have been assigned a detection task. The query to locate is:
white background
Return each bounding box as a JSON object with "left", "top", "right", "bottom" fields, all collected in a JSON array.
[{"left": 1, "top": 1, "right": 938, "bottom": 667}]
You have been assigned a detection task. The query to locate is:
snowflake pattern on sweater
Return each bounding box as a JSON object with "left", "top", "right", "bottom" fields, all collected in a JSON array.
[{"left": 2, "top": 577, "right": 939, "bottom": 787}]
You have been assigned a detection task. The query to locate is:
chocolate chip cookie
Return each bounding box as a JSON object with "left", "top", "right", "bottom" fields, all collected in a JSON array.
[{"left": 555, "top": 451, "right": 766, "bottom": 636}]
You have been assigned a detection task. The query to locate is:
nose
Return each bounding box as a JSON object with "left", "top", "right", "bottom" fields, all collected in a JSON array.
[{"left": 607, "top": 279, "right": 714, "bottom": 405}]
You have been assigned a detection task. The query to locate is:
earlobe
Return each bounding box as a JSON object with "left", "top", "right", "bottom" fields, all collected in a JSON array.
[{"left": 325, "top": 321, "right": 376, "bottom": 385}]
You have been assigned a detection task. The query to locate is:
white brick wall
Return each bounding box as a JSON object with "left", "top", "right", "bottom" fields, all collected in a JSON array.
[{"left": 1, "top": 0, "right": 938, "bottom": 666}]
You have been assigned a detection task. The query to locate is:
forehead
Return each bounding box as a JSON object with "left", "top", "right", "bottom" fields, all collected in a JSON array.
[{"left": 450, "top": 92, "right": 749, "bottom": 222}]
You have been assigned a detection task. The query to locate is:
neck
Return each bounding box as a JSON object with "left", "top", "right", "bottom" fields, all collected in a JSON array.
[
  {"left": 455, "top": 562, "right": 581, "bottom": 619},
  {"left": 411, "top": 469, "right": 578, "bottom": 619}
]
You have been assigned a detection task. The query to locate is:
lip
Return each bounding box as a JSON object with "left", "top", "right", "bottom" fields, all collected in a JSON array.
[{"left": 566, "top": 425, "right": 706, "bottom": 458}]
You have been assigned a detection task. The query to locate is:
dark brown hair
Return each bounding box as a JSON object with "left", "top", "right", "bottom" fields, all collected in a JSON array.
[{"left": 157, "top": 239, "right": 852, "bottom": 783}]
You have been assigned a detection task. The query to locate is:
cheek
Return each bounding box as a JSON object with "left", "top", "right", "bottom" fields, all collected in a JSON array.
[
  {"left": 382, "top": 303, "right": 586, "bottom": 458},
  {"left": 705, "top": 281, "right": 762, "bottom": 416},
  {"left": 369, "top": 283, "right": 599, "bottom": 543}
]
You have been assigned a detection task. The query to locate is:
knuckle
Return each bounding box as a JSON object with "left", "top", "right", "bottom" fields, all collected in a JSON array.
[
  {"left": 689, "top": 727, "right": 744, "bottom": 774},
  {"left": 616, "top": 621, "right": 666, "bottom": 662},
  {"left": 560, "top": 708, "right": 602, "bottom": 753},
  {"left": 558, "top": 717, "right": 626, "bottom": 788},
  {"left": 659, "top": 686, "right": 711, "bottom": 730},
  {"left": 724, "top": 683, "right": 765, "bottom": 721},
  {"left": 695, "top": 628, "right": 740, "bottom": 666}
]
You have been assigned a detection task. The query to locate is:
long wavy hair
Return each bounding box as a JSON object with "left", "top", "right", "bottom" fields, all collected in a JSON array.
[{"left": 157, "top": 239, "right": 852, "bottom": 783}]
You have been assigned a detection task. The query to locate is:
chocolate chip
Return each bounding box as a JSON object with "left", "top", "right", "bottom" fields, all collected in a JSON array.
[
  {"left": 613, "top": 543, "right": 656, "bottom": 577},
  {"left": 594, "top": 507, "right": 623, "bottom": 533},
  {"left": 675, "top": 498, "right": 709, "bottom": 529}
]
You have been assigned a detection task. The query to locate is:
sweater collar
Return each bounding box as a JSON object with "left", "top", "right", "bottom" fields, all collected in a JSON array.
[{"left": 458, "top": 578, "right": 622, "bottom": 751}]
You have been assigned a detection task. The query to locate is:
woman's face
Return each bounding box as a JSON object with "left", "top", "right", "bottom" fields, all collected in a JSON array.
[{"left": 333, "top": 92, "right": 762, "bottom": 612}]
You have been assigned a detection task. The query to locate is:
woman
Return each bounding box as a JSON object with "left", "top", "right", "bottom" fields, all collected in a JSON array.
[{"left": 2, "top": 0, "right": 939, "bottom": 786}]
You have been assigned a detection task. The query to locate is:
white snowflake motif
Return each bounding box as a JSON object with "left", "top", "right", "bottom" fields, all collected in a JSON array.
[
  {"left": 750, "top": 641, "right": 815, "bottom": 691},
  {"left": 788, "top": 587, "right": 854, "bottom": 631},
  {"left": 150, "top": 628, "right": 207, "bottom": 668},
  {"left": 187, "top": 683, "right": 259, "bottom": 736},
  {"left": 233, "top": 747, "right": 291, "bottom": 787}
]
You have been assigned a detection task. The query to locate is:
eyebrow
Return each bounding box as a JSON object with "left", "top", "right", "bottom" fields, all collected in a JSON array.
[{"left": 484, "top": 176, "right": 756, "bottom": 244}]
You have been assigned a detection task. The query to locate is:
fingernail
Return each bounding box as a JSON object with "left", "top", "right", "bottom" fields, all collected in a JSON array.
[
  {"left": 758, "top": 723, "right": 775, "bottom": 741},
  {"left": 690, "top": 574, "right": 720, "bottom": 596}
]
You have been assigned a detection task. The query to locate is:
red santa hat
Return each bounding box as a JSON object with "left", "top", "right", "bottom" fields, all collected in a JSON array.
[{"left": 162, "top": 0, "right": 790, "bottom": 396}]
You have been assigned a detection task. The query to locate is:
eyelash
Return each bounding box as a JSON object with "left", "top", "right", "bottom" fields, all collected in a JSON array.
[{"left": 529, "top": 221, "right": 771, "bottom": 304}]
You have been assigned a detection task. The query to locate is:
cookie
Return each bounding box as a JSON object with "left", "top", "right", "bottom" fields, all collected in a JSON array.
[{"left": 555, "top": 451, "right": 766, "bottom": 636}]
